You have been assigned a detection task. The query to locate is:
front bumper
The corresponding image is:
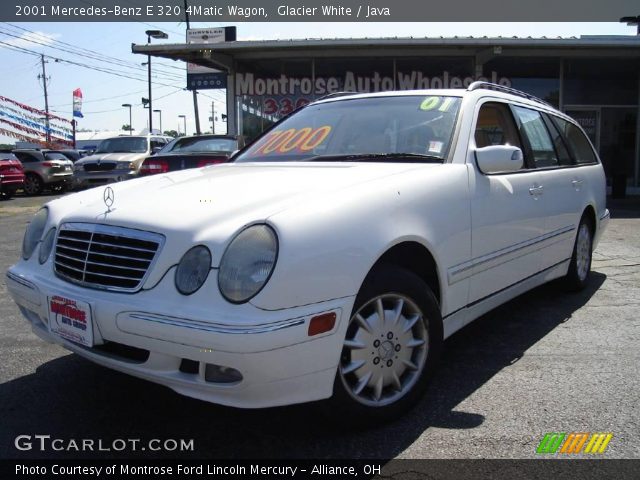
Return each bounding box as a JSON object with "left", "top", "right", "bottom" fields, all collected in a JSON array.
[
  {"left": 74, "top": 169, "right": 137, "bottom": 186},
  {"left": 6, "top": 261, "right": 353, "bottom": 408}
]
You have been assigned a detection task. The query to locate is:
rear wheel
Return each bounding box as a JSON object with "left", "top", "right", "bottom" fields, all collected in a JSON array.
[
  {"left": 563, "top": 215, "right": 593, "bottom": 291},
  {"left": 327, "top": 264, "right": 442, "bottom": 423},
  {"left": 23, "top": 174, "right": 43, "bottom": 196}
]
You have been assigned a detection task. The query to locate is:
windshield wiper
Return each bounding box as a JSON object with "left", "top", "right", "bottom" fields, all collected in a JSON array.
[{"left": 303, "top": 153, "right": 444, "bottom": 163}]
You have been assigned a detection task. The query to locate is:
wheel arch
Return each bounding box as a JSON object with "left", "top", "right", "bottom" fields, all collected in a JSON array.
[
  {"left": 366, "top": 241, "right": 442, "bottom": 311},
  {"left": 582, "top": 204, "right": 597, "bottom": 235}
]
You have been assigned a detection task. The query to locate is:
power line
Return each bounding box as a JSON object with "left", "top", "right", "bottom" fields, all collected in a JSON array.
[
  {"left": 3, "top": 22, "right": 188, "bottom": 74},
  {"left": 0, "top": 24, "right": 187, "bottom": 83},
  {"left": 0, "top": 41, "right": 185, "bottom": 90},
  {"left": 0, "top": 28, "right": 186, "bottom": 83}
]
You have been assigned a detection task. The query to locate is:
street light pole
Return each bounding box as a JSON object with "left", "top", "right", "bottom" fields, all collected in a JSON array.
[
  {"left": 153, "top": 109, "right": 162, "bottom": 134},
  {"left": 122, "top": 103, "right": 132, "bottom": 135},
  {"left": 144, "top": 30, "right": 168, "bottom": 135}
]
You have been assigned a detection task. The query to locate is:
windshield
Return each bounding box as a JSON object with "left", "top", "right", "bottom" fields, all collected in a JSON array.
[
  {"left": 162, "top": 137, "right": 237, "bottom": 153},
  {"left": 95, "top": 137, "right": 148, "bottom": 154},
  {"left": 235, "top": 95, "right": 462, "bottom": 163}
]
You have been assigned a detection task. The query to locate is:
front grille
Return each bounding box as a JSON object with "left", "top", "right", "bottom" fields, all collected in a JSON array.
[
  {"left": 54, "top": 223, "right": 164, "bottom": 292},
  {"left": 84, "top": 163, "right": 116, "bottom": 172}
]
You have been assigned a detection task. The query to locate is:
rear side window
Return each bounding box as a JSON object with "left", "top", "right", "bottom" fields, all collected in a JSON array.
[
  {"left": 542, "top": 114, "right": 572, "bottom": 166},
  {"left": 14, "top": 152, "right": 37, "bottom": 163},
  {"left": 551, "top": 116, "right": 597, "bottom": 164},
  {"left": 44, "top": 153, "right": 68, "bottom": 161},
  {"left": 512, "top": 106, "right": 558, "bottom": 168},
  {"left": 474, "top": 102, "right": 522, "bottom": 149}
]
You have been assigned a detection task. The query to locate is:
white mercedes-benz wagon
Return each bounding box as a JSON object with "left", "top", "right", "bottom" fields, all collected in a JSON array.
[{"left": 6, "top": 83, "right": 609, "bottom": 420}]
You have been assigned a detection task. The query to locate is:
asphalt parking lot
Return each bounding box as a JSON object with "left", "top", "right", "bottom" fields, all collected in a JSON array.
[{"left": 0, "top": 192, "right": 638, "bottom": 460}]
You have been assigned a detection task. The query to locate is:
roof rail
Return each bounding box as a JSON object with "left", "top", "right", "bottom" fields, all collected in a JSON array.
[
  {"left": 467, "top": 81, "right": 552, "bottom": 107},
  {"left": 316, "top": 91, "right": 358, "bottom": 101}
]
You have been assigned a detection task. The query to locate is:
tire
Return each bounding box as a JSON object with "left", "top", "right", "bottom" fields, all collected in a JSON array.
[
  {"left": 23, "top": 174, "right": 43, "bottom": 196},
  {"left": 0, "top": 186, "right": 15, "bottom": 200},
  {"left": 326, "top": 264, "right": 442, "bottom": 423},
  {"left": 563, "top": 214, "right": 593, "bottom": 291}
]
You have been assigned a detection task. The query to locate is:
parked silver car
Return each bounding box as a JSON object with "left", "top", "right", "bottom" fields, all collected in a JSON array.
[
  {"left": 73, "top": 135, "right": 172, "bottom": 188},
  {"left": 12, "top": 149, "right": 74, "bottom": 196}
]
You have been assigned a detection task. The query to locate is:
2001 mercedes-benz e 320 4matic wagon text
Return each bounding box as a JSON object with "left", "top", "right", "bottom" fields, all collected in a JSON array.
[{"left": 6, "top": 82, "right": 609, "bottom": 420}]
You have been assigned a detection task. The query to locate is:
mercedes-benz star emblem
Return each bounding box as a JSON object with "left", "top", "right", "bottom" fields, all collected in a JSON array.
[{"left": 103, "top": 186, "right": 115, "bottom": 211}]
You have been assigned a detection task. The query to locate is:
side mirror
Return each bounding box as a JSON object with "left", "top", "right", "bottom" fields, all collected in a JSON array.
[
  {"left": 475, "top": 145, "right": 523, "bottom": 174},
  {"left": 151, "top": 147, "right": 162, "bottom": 155}
]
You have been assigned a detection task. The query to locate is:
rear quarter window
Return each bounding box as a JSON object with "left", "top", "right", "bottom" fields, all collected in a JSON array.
[{"left": 552, "top": 116, "right": 598, "bottom": 165}]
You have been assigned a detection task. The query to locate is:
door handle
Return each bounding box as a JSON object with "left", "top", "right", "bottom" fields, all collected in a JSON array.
[
  {"left": 529, "top": 185, "right": 544, "bottom": 197},
  {"left": 571, "top": 179, "right": 583, "bottom": 188}
]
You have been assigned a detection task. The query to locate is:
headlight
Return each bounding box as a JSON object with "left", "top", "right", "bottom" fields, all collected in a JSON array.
[
  {"left": 218, "top": 224, "right": 278, "bottom": 303},
  {"left": 22, "top": 208, "right": 48, "bottom": 260},
  {"left": 175, "top": 245, "right": 212, "bottom": 295},
  {"left": 117, "top": 161, "right": 135, "bottom": 170},
  {"left": 38, "top": 227, "right": 56, "bottom": 264}
]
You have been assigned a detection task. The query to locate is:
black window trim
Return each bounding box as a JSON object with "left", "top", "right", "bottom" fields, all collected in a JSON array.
[
  {"left": 472, "top": 98, "right": 600, "bottom": 176},
  {"left": 547, "top": 113, "right": 600, "bottom": 167}
]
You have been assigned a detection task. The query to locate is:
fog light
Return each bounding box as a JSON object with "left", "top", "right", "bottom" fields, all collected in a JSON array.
[{"left": 204, "top": 364, "right": 243, "bottom": 384}]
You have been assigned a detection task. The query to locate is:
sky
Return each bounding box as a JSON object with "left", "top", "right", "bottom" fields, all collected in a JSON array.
[{"left": 0, "top": 21, "right": 637, "bottom": 144}]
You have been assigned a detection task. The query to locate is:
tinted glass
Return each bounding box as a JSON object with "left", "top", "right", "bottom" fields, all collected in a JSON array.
[
  {"left": 164, "top": 137, "right": 237, "bottom": 153},
  {"left": 13, "top": 152, "right": 37, "bottom": 163},
  {"left": 512, "top": 106, "right": 557, "bottom": 168},
  {"left": 474, "top": 102, "right": 522, "bottom": 149},
  {"left": 542, "top": 114, "right": 572, "bottom": 166},
  {"left": 552, "top": 116, "right": 597, "bottom": 165},
  {"left": 44, "top": 153, "right": 69, "bottom": 161},
  {"left": 95, "top": 137, "right": 148, "bottom": 154},
  {"left": 236, "top": 96, "right": 462, "bottom": 162}
]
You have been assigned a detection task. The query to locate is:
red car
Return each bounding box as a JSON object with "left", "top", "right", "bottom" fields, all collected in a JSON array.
[
  {"left": 0, "top": 152, "right": 25, "bottom": 200},
  {"left": 139, "top": 134, "right": 242, "bottom": 176}
]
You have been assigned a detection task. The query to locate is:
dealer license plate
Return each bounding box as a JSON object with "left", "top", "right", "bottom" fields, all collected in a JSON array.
[{"left": 48, "top": 295, "right": 94, "bottom": 347}]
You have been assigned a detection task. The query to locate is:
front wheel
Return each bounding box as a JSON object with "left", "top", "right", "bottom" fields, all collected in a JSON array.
[
  {"left": 563, "top": 215, "right": 593, "bottom": 291},
  {"left": 327, "top": 264, "right": 442, "bottom": 423}
]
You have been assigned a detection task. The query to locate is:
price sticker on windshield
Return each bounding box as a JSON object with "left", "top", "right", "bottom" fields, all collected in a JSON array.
[{"left": 249, "top": 126, "right": 332, "bottom": 156}]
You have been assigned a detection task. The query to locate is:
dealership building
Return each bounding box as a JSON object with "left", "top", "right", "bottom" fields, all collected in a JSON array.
[{"left": 134, "top": 34, "right": 640, "bottom": 193}]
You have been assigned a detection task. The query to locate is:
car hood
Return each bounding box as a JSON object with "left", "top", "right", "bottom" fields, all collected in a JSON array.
[
  {"left": 48, "top": 161, "right": 433, "bottom": 273},
  {"left": 76, "top": 152, "right": 147, "bottom": 164}
]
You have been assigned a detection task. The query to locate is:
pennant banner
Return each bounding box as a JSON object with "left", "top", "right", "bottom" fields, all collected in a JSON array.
[{"left": 0, "top": 95, "right": 74, "bottom": 148}]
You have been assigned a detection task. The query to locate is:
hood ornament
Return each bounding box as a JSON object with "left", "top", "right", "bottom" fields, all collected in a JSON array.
[{"left": 103, "top": 186, "right": 115, "bottom": 212}]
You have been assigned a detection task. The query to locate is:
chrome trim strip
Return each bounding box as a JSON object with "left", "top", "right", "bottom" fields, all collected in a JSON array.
[
  {"left": 448, "top": 225, "right": 575, "bottom": 285},
  {"left": 54, "top": 223, "right": 165, "bottom": 293},
  {"left": 126, "top": 312, "right": 305, "bottom": 334},
  {"left": 6, "top": 271, "right": 36, "bottom": 290}
]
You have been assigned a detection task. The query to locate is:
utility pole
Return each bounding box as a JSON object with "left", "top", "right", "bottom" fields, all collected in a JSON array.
[
  {"left": 147, "top": 34, "right": 153, "bottom": 134},
  {"left": 38, "top": 54, "right": 51, "bottom": 145},
  {"left": 211, "top": 102, "right": 215, "bottom": 134},
  {"left": 184, "top": 0, "right": 202, "bottom": 135}
]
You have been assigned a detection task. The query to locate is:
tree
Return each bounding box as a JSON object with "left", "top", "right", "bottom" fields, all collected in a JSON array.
[
  {"left": 121, "top": 124, "right": 133, "bottom": 132},
  {"left": 163, "top": 130, "right": 178, "bottom": 138}
]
